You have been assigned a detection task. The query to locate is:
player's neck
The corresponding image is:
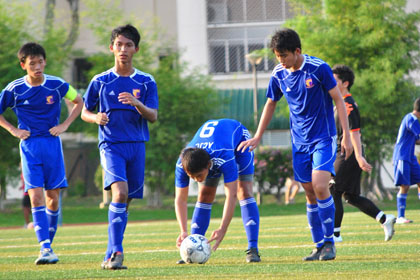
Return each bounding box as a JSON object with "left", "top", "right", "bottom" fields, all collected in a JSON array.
[
  {"left": 340, "top": 88, "right": 349, "bottom": 97},
  {"left": 290, "top": 54, "right": 304, "bottom": 72},
  {"left": 26, "top": 74, "right": 44, "bottom": 86},
  {"left": 114, "top": 61, "right": 134, "bottom": 77},
  {"left": 413, "top": 110, "right": 420, "bottom": 119}
]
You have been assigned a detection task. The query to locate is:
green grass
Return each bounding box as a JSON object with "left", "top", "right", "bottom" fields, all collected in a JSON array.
[{"left": 0, "top": 192, "right": 420, "bottom": 279}]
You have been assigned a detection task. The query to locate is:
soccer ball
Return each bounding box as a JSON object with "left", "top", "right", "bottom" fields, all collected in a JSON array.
[{"left": 180, "top": 234, "right": 211, "bottom": 264}]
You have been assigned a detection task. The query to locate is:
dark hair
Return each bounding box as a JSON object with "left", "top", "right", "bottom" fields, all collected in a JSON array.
[
  {"left": 181, "top": 147, "right": 210, "bottom": 174},
  {"left": 110, "top": 24, "right": 141, "bottom": 48},
  {"left": 18, "top": 42, "right": 46, "bottom": 63},
  {"left": 414, "top": 97, "right": 420, "bottom": 112},
  {"left": 332, "top": 64, "right": 355, "bottom": 91},
  {"left": 270, "top": 28, "right": 301, "bottom": 53}
]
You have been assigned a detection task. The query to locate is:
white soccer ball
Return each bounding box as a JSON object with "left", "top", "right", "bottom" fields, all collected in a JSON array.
[{"left": 180, "top": 234, "right": 211, "bottom": 264}]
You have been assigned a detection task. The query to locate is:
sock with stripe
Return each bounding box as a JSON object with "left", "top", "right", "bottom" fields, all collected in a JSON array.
[
  {"left": 317, "top": 196, "right": 336, "bottom": 243},
  {"left": 306, "top": 204, "right": 324, "bottom": 248},
  {"left": 46, "top": 208, "right": 59, "bottom": 243},
  {"left": 108, "top": 202, "right": 127, "bottom": 253},
  {"left": 397, "top": 192, "right": 407, "bottom": 218},
  {"left": 32, "top": 206, "right": 51, "bottom": 250},
  {"left": 240, "top": 197, "right": 260, "bottom": 250},
  {"left": 191, "top": 202, "right": 212, "bottom": 236}
]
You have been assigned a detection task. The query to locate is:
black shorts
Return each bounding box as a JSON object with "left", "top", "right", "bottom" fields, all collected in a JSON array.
[
  {"left": 331, "top": 151, "right": 362, "bottom": 195},
  {"left": 22, "top": 195, "right": 31, "bottom": 208}
]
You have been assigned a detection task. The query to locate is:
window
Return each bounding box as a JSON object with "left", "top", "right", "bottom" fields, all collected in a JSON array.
[{"left": 207, "top": 0, "right": 296, "bottom": 74}]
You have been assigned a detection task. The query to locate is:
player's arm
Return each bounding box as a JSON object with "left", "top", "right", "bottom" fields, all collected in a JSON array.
[
  {"left": 0, "top": 115, "right": 30, "bottom": 140},
  {"left": 329, "top": 86, "right": 353, "bottom": 159},
  {"left": 237, "top": 98, "right": 277, "bottom": 152},
  {"left": 50, "top": 86, "right": 83, "bottom": 136},
  {"left": 350, "top": 129, "right": 372, "bottom": 172},
  {"left": 208, "top": 180, "right": 238, "bottom": 251},
  {"left": 118, "top": 92, "right": 158, "bottom": 123},
  {"left": 175, "top": 186, "right": 189, "bottom": 248}
]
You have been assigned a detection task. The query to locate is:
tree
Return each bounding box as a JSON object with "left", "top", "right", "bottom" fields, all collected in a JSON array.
[
  {"left": 286, "top": 0, "right": 420, "bottom": 198},
  {"left": 82, "top": 0, "right": 218, "bottom": 206}
]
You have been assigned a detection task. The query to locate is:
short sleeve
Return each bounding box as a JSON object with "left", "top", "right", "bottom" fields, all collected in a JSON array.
[
  {"left": 175, "top": 158, "right": 190, "bottom": 188},
  {"left": 144, "top": 81, "right": 158, "bottom": 109},
  {"left": 317, "top": 63, "right": 337, "bottom": 92},
  {"left": 84, "top": 79, "right": 101, "bottom": 112},
  {"left": 0, "top": 89, "right": 14, "bottom": 114},
  {"left": 347, "top": 102, "right": 361, "bottom": 131},
  {"left": 266, "top": 75, "right": 283, "bottom": 101}
]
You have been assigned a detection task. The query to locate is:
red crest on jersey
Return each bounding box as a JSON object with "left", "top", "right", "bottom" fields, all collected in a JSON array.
[
  {"left": 46, "top": 95, "right": 55, "bottom": 104},
  {"left": 133, "top": 89, "right": 141, "bottom": 98},
  {"left": 305, "top": 78, "right": 314, "bottom": 88}
]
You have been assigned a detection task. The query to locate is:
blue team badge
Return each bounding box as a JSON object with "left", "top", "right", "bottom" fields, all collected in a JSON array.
[
  {"left": 46, "top": 95, "right": 55, "bottom": 104},
  {"left": 305, "top": 78, "right": 314, "bottom": 88},
  {"left": 133, "top": 89, "right": 141, "bottom": 98}
]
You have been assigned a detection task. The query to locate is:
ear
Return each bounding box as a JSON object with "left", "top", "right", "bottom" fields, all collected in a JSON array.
[
  {"left": 109, "top": 44, "right": 114, "bottom": 52},
  {"left": 207, "top": 161, "right": 212, "bottom": 169},
  {"left": 20, "top": 62, "right": 26, "bottom": 70},
  {"left": 135, "top": 46, "right": 139, "bottom": 53},
  {"left": 294, "top": 48, "right": 302, "bottom": 55},
  {"left": 343, "top": 80, "right": 350, "bottom": 89}
]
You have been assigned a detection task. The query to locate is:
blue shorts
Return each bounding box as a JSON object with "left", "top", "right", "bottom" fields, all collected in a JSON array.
[
  {"left": 100, "top": 142, "right": 145, "bottom": 199},
  {"left": 20, "top": 136, "right": 68, "bottom": 192},
  {"left": 393, "top": 160, "right": 420, "bottom": 186},
  {"left": 292, "top": 137, "right": 337, "bottom": 183}
]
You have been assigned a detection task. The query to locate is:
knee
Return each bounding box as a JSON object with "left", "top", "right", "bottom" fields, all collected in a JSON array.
[
  {"left": 237, "top": 183, "right": 253, "bottom": 201},
  {"left": 343, "top": 193, "right": 356, "bottom": 204}
]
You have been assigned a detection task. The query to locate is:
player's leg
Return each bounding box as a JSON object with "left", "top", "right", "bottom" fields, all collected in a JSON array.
[
  {"left": 43, "top": 136, "right": 68, "bottom": 245},
  {"left": 191, "top": 182, "right": 218, "bottom": 235},
  {"left": 100, "top": 144, "right": 129, "bottom": 269},
  {"left": 311, "top": 138, "right": 337, "bottom": 261},
  {"left": 289, "top": 180, "right": 300, "bottom": 203},
  {"left": 238, "top": 178, "right": 260, "bottom": 262},
  {"left": 285, "top": 178, "right": 292, "bottom": 205},
  {"left": 330, "top": 184, "right": 344, "bottom": 242},
  {"left": 394, "top": 160, "right": 413, "bottom": 223},
  {"left": 293, "top": 144, "right": 324, "bottom": 261},
  {"left": 21, "top": 138, "right": 58, "bottom": 265}
]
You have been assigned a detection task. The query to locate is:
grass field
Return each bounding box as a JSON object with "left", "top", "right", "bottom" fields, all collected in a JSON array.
[{"left": 1, "top": 196, "right": 420, "bottom": 280}]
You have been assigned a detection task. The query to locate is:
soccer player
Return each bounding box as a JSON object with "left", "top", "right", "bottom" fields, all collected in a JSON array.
[
  {"left": 0, "top": 42, "right": 83, "bottom": 264},
  {"left": 81, "top": 24, "right": 158, "bottom": 270},
  {"left": 393, "top": 97, "right": 420, "bottom": 224},
  {"left": 330, "top": 65, "right": 396, "bottom": 242},
  {"left": 175, "top": 119, "right": 261, "bottom": 263},
  {"left": 238, "top": 28, "right": 353, "bottom": 261}
]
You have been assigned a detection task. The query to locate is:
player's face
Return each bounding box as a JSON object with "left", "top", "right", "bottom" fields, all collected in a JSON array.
[
  {"left": 274, "top": 49, "right": 301, "bottom": 70},
  {"left": 20, "top": 55, "right": 46, "bottom": 80},
  {"left": 110, "top": 35, "right": 139, "bottom": 64},
  {"left": 186, "top": 168, "right": 209, "bottom": 183}
]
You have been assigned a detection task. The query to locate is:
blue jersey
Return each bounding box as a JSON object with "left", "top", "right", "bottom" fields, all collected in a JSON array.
[
  {"left": 0, "top": 75, "right": 71, "bottom": 137},
  {"left": 266, "top": 54, "right": 337, "bottom": 145},
  {"left": 84, "top": 68, "right": 158, "bottom": 147},
  {"left": 175, "top": 119, "right": 251, "bottom": 187},
  {"left": 393, "top": 113, "right": 420, "bottom": 163}
]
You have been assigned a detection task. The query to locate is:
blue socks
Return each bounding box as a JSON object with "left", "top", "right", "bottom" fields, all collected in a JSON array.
[
  {"left": 108, "top": 202, "right": 127, "bottom": 253},
  {"left": 46, "top": 208, "right": 59, "bottom": 243},
  {"left": 191, "top": 202, "right": 212, "bottom": 235},
  {"left": 317, "top": 196, "right": 336, "bottom": 243},
  {"left": 104, "top": 210, "right": 128, "bottom": 261},
  {"left": 397, "top": 193, "right": 407, "bottom": 218},
  {"left": 240, "top": 197, "right": 259, "bottom": 250},
  {"left": 32, "top": 206, "right": 51, "bottom": 250},
  {"left": 306, "top": 204, "right": 324, "bottom": 248}
]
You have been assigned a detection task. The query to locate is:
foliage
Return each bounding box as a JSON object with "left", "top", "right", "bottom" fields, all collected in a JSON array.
[
  {"left": 79, "top": 0, "right": 218, "bottom": 205},
  {"left": 283, "top": 0, "right": 420, "bottom": 197},
  {"left": 254, "top": 147, "right": 294, "bottom": 202}
]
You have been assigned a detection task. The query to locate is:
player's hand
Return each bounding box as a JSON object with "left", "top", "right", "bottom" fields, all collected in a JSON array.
[
  {"left": 118, "top": 92, "right": 140, "bottom": 107},
  {"left": 95, "top": 112, "right": 109, "bottom": 126},
  {"left": 208, "top": 228, "right": 227, "bottom": 251},
  {"left": 237, "top": 137, "right": 261, "bottom": 153},
  {"left": 49, "top": 123, "right": 68, "bottom": 137},
  {"left": 176, "top": 231, "right": 189, "bottom": 248},
  {"left": 356, "top": 156, "right": 372, "bottom": 172},
  {"left": 341, "top": 137, "right": 353, "bottom": 160},
  {"left": 11, "top": 128, "right": 30, "bottom": 140}
]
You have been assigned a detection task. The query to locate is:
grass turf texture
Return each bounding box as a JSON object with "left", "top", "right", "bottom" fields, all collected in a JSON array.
[{"left": 0, "top": 193, "right": 419, "bottom": 279}]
